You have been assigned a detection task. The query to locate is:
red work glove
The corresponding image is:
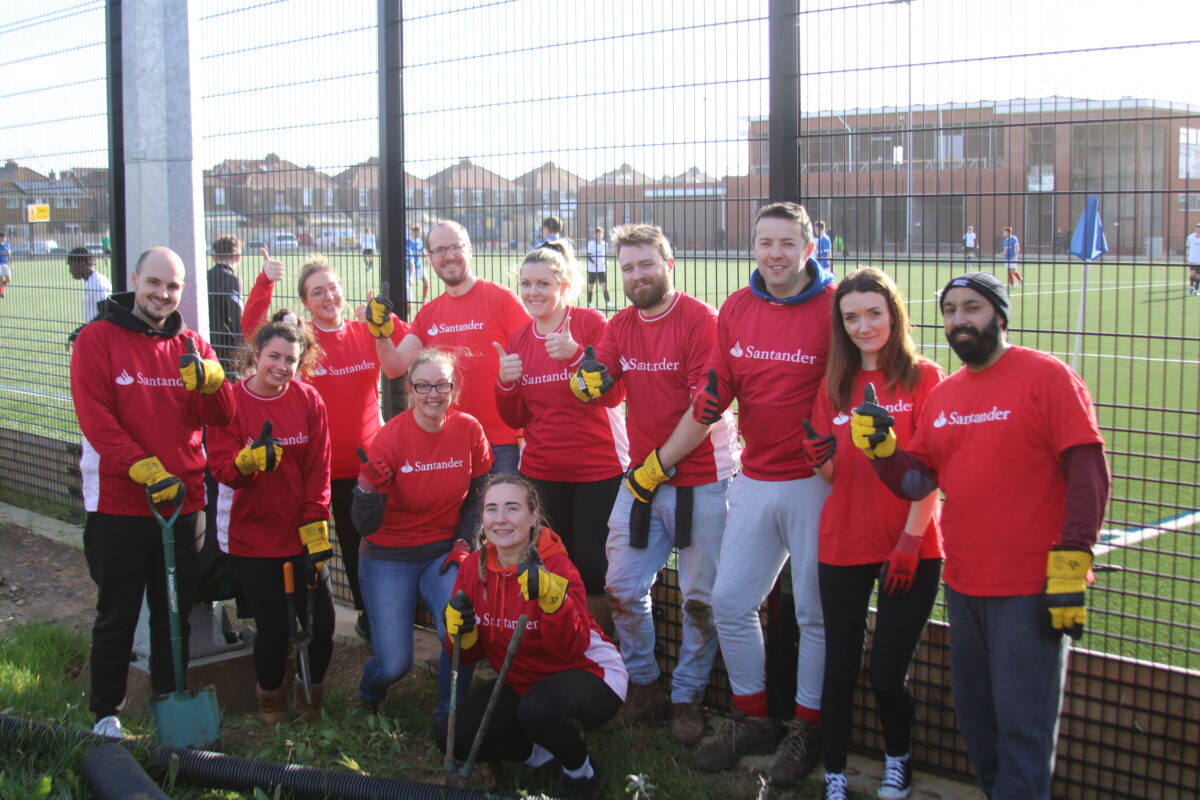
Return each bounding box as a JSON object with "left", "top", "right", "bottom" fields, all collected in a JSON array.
[
  {"left": 880, "top": 531, "right": 922, "bottom": 596},
  {"left": 691, "top": 369, "right": 722, "bottom": 424},
  {"left": 801, "top": 419, "right": 837, "bottom": 469},
  {"left": 439, "top": 538, "right": 472, "bottom": 575},
  {"left": 356, "top": 447, "right": 393, "bottom": 491}
]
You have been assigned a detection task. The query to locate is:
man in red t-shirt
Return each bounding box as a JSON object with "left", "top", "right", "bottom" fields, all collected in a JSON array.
[
  {"left": 852, "top": 272, "right": 1110, "bottom": 799},
  {"left": 572, "top": 224, "right": 740, "bottom": 746},
  {"left": 689, "top": 202, "right": 835, "bottom": 785},
  {"left": 392, "top": 220, "right": 530, "bottom": 473}
]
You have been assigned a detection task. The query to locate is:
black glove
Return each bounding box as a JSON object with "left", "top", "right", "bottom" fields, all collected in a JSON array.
[
  {"left": 801, "top": 418, "right": 837, "bottom": 468},
  {"left": 691, "top": 369, "right": 722, "bottom": 424}
]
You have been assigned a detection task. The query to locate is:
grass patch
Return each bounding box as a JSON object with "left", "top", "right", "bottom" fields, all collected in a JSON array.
[{"left": 0, "top": 621, "right": 833, "bottom": 799}]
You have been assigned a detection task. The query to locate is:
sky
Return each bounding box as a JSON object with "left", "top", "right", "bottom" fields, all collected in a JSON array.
[{"left": 1, "top": 0, "right": 1195, "bottom": 183}]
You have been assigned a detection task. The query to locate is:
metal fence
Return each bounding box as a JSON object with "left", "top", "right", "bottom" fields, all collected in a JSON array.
[{"left": 2, "top": 1, "right": 1198, "bottom": 797}]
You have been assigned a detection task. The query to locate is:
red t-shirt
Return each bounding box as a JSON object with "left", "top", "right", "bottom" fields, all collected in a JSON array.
[
  {"left": 812, "top": 362, "right": 945, "bottom": 566},
  {"left": 365, "top": 409, "right": 493, "bottom": 550},
  {"left": 595, "top": 292, "right": 740, "bottom": 487},
  {"left": 907, "top": 346, "right": 1104, "bottom": 596},
  {"left": 707, "top": 284, "right": 834, "bottom": 481},
  {"left": 242, "top": 271, "right": 410, "bottom": 480},
  {"left": 411, "top": 279, "right": 532, "bottom": 447},
  {"left": 208, "top": 380, "right": 332, "bottom": 558},
  {"left": 495, "top": 307, "right": 629, "bottom": 482}
]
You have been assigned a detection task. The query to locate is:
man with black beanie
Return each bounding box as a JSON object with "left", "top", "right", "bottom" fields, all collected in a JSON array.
[{"left": 849, "top": 271, "right": 1111, "bottom": 799}]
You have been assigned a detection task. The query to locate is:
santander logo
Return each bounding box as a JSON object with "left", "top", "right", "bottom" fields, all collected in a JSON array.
[
  {"left": 730, "top": 341, "right": 745, "bottom": 357},
  {"left": 426, "top": 325, "right": 438, "bottom": 337},
  {"left": 619, "top": 356, "right": 632, "bottom": 371},
  {"left": 400, "top": 461, "right": 414, "bottom": 474},
  {"left": 933, "top": 411, "right": 948, "bottom": 428},
  {"left": 313, "top": 363, "right": 328, "bottom": 376},
  {"left": 833, "top": 412, "right": 850, "bottom": 426},
  {"left": 115, "top": 370, "right": 134, "bottom": 386}
]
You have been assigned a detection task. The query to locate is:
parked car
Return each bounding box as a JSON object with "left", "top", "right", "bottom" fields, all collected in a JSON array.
[
  {"left": 29, "top": 240, "right": 60, "bottom": 255},
  {"left": 315, "top": 228, "right": 356, "bottom": 250},
  {"left": 83, "top": 243, "right": 106, "bottom": 256},
  {"left": 267, "top": 233, "right": 299, "bottom": 251}
]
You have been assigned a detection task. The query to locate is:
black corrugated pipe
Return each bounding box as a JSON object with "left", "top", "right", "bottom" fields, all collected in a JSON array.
[
  {"left": 1, "top": 715, "right": 513, "bottom": 800},
  {"left": 82, "top": 742, "right": 170, "bottom": 800}
]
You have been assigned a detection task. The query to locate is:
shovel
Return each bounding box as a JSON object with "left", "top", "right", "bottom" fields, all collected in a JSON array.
[{"left": 147, "top": 486, "right": 222, "bottom": 749}]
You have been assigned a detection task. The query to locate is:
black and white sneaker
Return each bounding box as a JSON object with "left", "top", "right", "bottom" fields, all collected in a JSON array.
[{"left": 877, "top": 753, "right": 912, "bottom": 799}]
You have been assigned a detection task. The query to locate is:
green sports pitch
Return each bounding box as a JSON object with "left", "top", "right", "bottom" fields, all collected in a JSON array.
[{"left": 1, "top": 248, "right": 1197, "bottom": 667}]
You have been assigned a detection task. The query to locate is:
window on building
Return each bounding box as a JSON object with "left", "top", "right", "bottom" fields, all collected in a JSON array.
[
  {"left": 1177, "top": 194, "right": 1200, "bottom": 212},
  {"left": 359, "top": 188, "right": 368, "bottom": 207},
  {"left": 214, "top": 187, "right": 226, "bottom": 206},
  {"left": 452, "top": 188, "right": 463, "bottom": 206},
  {"left": 303, "top": 187, "right": 314, "bottom": 207},
  {"left": 54, "top": 196, "right": 79, "bottom": 209},
  {"left": 473, "top": 188, "right": 485, "bottom": 205},
  {"left": 5, "top": 197, "right": 20, "bottom": 209},
  {"left": 325, "top": 188, "right": 334, "bottom": 206}
]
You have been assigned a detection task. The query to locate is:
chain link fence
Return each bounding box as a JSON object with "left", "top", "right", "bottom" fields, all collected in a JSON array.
[{"left": 2, "top": 1, "right": 1197, "bottom": 796}]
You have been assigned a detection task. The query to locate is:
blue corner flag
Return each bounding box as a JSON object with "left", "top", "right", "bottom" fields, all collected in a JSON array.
[{"left": 1068, "top": 195, "right": 1108, "bottom": 262}]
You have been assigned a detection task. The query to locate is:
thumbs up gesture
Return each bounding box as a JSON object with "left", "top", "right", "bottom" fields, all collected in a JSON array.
[
  {"left": 850, "top": 383, "right": 897, "bottom": 460},
  {"left": 801, "top": 418, "right": 838, "bottom": 468},
  {"left": 544, "top": 314, "right": 580, "bottom": 361},
  {"left": 235, "top": 420, "right": 284, "bottom": 475},
  {"left": 493, "top": 341, "right": 523, "bottom": 385},
  {"left": 366, "top": 281, "right": 395, "bottom": 339},
  {"left": 260, "top": 247, "right": 285, "bottom": 283},
  {"left": 570, "top": 345, "right": 614, "bottom": 403},
  {"left": 690, "top": 369, "right": 722, "bottom": 424},
  {"left": 179, "top": 337, "right": 225, "bottom": 394}
]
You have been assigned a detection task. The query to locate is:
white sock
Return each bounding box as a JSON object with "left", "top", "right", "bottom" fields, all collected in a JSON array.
[
  {"left": 563, "top": 756, "right": 594, "bottom": 780},
  {"left": 523, "top": 743, "right": 554, "bottom": 768}
]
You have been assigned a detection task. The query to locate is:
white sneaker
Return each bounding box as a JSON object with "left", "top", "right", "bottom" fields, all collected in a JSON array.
[
  {"left": 825, "top": 771, "right": 848, "bottom": 800},
  {"left": 877, "top": 753, "right": 913, "bottom": 799},
  {"left": 92, "top": 715, "right": 125, "bottom": 739}
]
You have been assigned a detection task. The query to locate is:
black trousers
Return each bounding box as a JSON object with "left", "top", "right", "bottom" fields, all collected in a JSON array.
[
  {"left": 818, "top": 558, "right": 942, "bottom": 773},
  {"left": 84, "top": 511, "right": 200, "bottom": 720},
  {"left": 437, "top": 669, "right": 622, "bottom": 771},
  {"left": 228, "top": 554, "right": 335, "bottom": 691},
  {"left": 526, "top": 475, "right": 622, "bottom": 595},
  {"left": 330, "top": 478, "right": 365, "bottom": 611}
]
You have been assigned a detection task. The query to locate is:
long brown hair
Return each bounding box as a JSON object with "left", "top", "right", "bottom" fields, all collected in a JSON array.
[{"left": 826, "top": 268, "right": 923, "bottom": 411}]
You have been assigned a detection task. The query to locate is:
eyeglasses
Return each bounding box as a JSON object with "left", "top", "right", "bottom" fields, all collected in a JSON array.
[
  {"left": 412, "top": 381, "right": 454, "bottom": 394},
  {"left": 430, "top": 243, "right": 467, "bottom": 258}
]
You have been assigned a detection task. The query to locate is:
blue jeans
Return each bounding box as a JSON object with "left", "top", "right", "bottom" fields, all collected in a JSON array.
[
  {"left": 604, "top": 478, "right": 730, "bottom": 704},
  {"left": 946, "top": 587, "right": 1068, "bottom": 800},
  {"left": 357, "top": 553, "right": 471, "bottom": 720}
]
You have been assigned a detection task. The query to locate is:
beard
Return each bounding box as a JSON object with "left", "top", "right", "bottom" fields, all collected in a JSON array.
[
  {"left": 625, "top": 274, "right": 669, "bottom": 310},
  {"left": 948, "top": 314, "right": 1003, "bottom": 365}
]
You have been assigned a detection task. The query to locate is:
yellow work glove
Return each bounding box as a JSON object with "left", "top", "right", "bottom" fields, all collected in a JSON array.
[
  {"left": 625, "top": 448, "right": 675, "bottom": 504},
  {"left": 570, "top": 345, "right": 614, "bottom": 403},
  {"left": 517, "top": 551, "right": 569, "bottom": 614},
  {"left": 235, "top": 420, "right": 284, "bottom": 475},
  {"left": 366, "top": 282, "right": 395, "bottom": 339},
  {"left": 299, "top": 520, "right": 332, "bottom": 572},
  {"left": 129, "top": 456, "right": 184, "bottom": 505},
  {"left": 179, "top": 338, "right": 226, "bottom": 394},
  {"left": 444, "top": 590, "right": 478, "bottom": 649},
  {"left": 1044, "top": 549, "right": 1092, "bottom": 640},
  {"left": 850, "top": 382, "right": 897, "bottom": 460}
]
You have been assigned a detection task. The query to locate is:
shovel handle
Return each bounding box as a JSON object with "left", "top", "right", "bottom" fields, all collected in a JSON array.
[{"left": 283, "top": 561, "right": 295, "bottom": 594}]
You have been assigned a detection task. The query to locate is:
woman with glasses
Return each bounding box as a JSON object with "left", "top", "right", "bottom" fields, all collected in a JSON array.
[
  {"left": 351, "top": 348, "right": 493, "bottom": 722},
  {"left": 243, "top": 253, "right": 409, "bottom": 642},
  {"left": 493, "top": 241, "right": 628, "bottom": 633}
]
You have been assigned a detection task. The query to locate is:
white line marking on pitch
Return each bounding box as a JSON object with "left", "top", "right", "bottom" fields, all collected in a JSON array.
[{"left": 1096, "top": 510, "right": 1200, "bottom": 556}]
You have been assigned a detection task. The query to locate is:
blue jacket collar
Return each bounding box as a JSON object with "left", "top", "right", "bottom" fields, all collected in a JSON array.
[{"left": 748, "top": 258, "right": 834, "bottom": 305}]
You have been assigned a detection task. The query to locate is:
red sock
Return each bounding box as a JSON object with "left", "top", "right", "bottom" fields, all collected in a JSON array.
[
  {"left": 795, "top": 703, "right": 821, "bottom": 725},
  {"left": 731, "top": 691, "right": 769, "bottom": 718}
]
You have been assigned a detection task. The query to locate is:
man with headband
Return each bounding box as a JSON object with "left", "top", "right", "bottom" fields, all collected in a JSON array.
[{"left": 849, "top": 271, "right": 1110, "bottom": 799}]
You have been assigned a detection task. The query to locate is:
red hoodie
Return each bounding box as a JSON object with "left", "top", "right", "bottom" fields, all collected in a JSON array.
[{"left": 448, "top": 528, "right": 627, "bottom": 700}]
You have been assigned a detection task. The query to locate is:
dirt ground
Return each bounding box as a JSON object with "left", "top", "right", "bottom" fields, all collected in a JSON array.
[{"left": 0, "top": 522, "right": 97, "bottom": 635}]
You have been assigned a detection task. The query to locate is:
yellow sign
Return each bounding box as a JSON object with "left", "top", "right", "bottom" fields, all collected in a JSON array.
[{"left": 26, "top": 204, "right": 50, "bottom": 223}]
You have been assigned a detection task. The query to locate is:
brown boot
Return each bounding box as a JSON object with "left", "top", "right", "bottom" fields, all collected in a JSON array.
[
  {"left": 294, "top": 681, "right": 324, "bottom": 724},
  {"left": 671, "top": 702, "right": 707, "bottom": 745},
  {"left": 609, "top": 681, "right": 669, "bottom": 728},
  {"left": 587, "top": 594, "right": 616, "bottom": 640},
  {"left": 256, "top": 684, "right": 290, "bottom": 726}
]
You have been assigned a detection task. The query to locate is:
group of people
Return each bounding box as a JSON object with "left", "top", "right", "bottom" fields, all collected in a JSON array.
[{"left": 68, "top": 203, "right": 1108, "bottom": 800}]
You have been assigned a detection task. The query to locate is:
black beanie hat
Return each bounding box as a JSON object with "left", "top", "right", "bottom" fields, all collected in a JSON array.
[{"left": 941, "top": 272, "right": 1010, "bottom": 323}]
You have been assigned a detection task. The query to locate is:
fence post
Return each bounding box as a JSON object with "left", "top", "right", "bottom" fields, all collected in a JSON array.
[
  {"left": 768, "top": 0, "right": 800, "bottom": 205},
  {"left": 378, "top": 0, "right": 408, "bottom": 420},
  {"left": 105, "top": 0, "right": 126, "bottom": 291}
]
